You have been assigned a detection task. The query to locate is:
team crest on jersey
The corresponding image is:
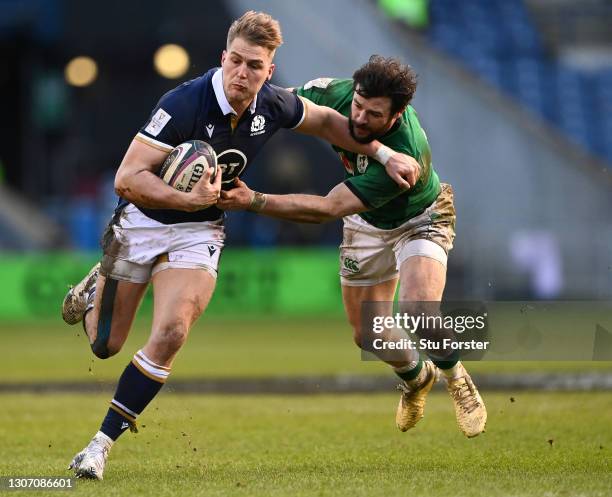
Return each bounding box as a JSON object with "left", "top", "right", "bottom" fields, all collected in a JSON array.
[
  {"left": 356, "top": 154, "right": 369, "bottom": 173},
  {"left": 250, "top": 115, "right": 266, "bottom": 136}
]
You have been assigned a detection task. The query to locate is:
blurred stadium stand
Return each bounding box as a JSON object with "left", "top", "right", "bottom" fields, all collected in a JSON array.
[
  {"left": 424, "top": 0, "right": 612, "bottom": 164},
  {"left": 1, "top": 0, "right": 611, "bottom": 299},
  {"left": 230, "top": 0, "right": 612, "bottom": 299}
]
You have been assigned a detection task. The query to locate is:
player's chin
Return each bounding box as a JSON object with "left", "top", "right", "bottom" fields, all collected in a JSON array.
[
  {"left": 350, "top": 130, "right": 376, "bottom": 144},
  {"left": 349, "top": 122, "right": 376, "bottom": 144}
]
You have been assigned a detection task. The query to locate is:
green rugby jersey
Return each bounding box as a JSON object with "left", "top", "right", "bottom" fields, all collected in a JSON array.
[{"left": 296, "top": 78, "right": 441, "bottom": 229}]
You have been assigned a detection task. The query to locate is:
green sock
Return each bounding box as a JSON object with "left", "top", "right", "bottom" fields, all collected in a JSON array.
[
  {"left": 432, "top": 350, "right": 460, "bottom": 372},
  {"left": 393, "top": 360, "right": 423, "bottom": 382}
]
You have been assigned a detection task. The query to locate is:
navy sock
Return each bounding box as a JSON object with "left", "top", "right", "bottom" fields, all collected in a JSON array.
[{"left": 100, "top": 353, "right": 169, "bottom": 441}]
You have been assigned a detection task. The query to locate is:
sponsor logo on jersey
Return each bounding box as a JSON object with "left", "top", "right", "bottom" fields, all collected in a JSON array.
[
  {"left": 356, "top": 154, "right": 369, "bottom": 173},
  {"left": 343, "top": 257, "right": 360, "bottom": 273},
  {"left": 339, "top": 153, "right": 354, "bottom": 174},
  {"left": 205, "top": 123, "right": 215, "bottom": 138},
  {"left": 250, "top": 115, "right": 266, "bottom": 135},
  {"left": 217, "top": 149, "right": 248, "bottom": 184},
  {"left": 145, "top": 108, "right": 172, "bottom": 137}
]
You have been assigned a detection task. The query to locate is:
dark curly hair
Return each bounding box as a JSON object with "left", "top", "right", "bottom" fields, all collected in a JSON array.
[{"left": 352, "top": 55, "right": 418, "bottom": 115}]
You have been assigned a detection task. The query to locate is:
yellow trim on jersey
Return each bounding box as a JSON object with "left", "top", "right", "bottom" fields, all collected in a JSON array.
[{"left": 134, "top": 133, "right": 174, "bottom": 152}]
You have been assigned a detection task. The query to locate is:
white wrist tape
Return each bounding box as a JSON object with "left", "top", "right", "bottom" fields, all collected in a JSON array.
[{"left": 373, "top": 144, "right": 394, "bottom": 166}]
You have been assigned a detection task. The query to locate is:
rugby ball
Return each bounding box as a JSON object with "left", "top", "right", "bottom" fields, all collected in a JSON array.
[{"left": 159, "top": 140, "right": 217, "bottom": 192}]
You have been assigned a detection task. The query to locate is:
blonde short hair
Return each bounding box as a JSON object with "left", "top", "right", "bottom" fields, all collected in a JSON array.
[{"left": 227, "top": 11, "right": 283, "bottom": 53}]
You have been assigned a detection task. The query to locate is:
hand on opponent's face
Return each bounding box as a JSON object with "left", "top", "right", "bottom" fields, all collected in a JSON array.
[{"left": 217, "top": 177, "right": 254, "bottom": 211}]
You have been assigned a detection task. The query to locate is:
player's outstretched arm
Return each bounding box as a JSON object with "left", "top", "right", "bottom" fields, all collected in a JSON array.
[
  {"left": 294, "top": 99, "right": 419, "bottom": 189},
  {"left": 218, "top": 178, "right": 366, "bottom": 224},
  {"left": 115, "top": 139, "right": 221, "bottom": 212}
]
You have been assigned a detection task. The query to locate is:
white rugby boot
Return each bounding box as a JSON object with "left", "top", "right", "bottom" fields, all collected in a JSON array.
[
  {"left": 68, "top": 432, "right": 113, "bottom": 480},
  {"left": 444, "top": 363, "right": 487, "bottom": 438},
  {"left": 396, "top": 360, "right": 438, "bottom": 432},
  {"left": 62, "top": 263, "right": 100, "bottom": 325}
]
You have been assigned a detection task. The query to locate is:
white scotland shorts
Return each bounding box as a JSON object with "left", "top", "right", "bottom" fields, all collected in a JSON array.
[{"left": 100, "top": 204, "right": 225, "bottom": 283}]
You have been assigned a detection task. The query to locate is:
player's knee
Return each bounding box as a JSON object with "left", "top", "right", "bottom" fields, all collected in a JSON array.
[
  {"left": 87, "top": 322, "right": 127, "bottom": 359},
  {"left": 90, "top": 341, "right": 119, "bottom": 359},
  {"left": 155, "top": 322, "right": 189, "bottom": 354}
]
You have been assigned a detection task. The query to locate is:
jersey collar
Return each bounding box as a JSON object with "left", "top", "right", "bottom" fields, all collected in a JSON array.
[{"left": 212, "top": 68, "right": 257, "bottom": 116}]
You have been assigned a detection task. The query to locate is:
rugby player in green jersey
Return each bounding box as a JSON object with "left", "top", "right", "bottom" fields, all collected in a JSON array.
[{"left": 218, "top": 55, "right": 487, "bottom": 438}]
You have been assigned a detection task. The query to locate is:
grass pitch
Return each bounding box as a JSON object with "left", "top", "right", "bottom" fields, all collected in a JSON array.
[
  {"left": 2, "top": 317, "right": 612, "bottom": 383},
  {"left": 1, "top": 391, "right": 610, "bottom": 497}
]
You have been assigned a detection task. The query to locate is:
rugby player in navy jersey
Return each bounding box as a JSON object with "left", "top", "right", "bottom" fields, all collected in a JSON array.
[{"left": 61, "top": 11, "right": 421, "bottom": 480}]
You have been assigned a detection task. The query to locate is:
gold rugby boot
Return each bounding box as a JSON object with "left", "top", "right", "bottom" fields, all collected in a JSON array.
[
  {"left": 445, "top": 363, "right": 487, "bottom": 438},
  {"left": 396, "top": 361, "right": 438, "bottom": 432}
]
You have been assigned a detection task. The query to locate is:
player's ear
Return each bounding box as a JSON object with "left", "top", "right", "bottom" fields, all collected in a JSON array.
[
  {"left": 393, "top": 106, "right": 407, "bottom": 121},
  {"left": 221, "top": 50, "right": 227, "bottom": 66},
  {"left": 267, "top": 63, "right": 275, "bottom": 81}
]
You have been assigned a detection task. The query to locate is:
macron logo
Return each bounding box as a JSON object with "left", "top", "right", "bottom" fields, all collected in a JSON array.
[{"left": 206, "top": 123, "right": 214, "bottom": 138}]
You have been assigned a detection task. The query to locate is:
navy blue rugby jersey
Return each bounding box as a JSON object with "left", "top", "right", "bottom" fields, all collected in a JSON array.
[{"left": 116, "top": 67, "right": 305, "bottom": 224}]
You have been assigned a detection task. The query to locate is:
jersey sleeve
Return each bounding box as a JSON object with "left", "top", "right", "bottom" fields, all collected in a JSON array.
[
  {"left": 344, "top": 162, "right": 406, "bottom": 209},
  {"left": 135, "top": 83, "right": 199, "bottom": 152},
  {"left": 295, "top": 77, "right": 340, "bottom": 106},
  {"left": 273, "top": 87, "right": 306, "bottom": 129}
]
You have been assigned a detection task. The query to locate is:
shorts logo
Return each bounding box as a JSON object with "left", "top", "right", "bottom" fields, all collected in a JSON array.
[
  {"left": 208, "top": 245, "right": 217, "bottom": 256},
  {"left": 343, "top": 257, "right": 360, "bottom": 273},
  {"left": 356, "top": 154, "right": 369, "bottom": 174},
  {"left": 250, "top": 115, "right": 266, "bottom": 136},
  {"left": 145, "top": 108, "right": 172, "bottom": 137}
]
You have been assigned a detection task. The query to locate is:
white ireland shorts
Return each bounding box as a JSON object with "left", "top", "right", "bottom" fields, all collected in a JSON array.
[
  {"left": 100, "top": 204, "right": 225, "bottom": 283},
  {"left": 340, "top": 183, "right": 456, "bottom": 286}
]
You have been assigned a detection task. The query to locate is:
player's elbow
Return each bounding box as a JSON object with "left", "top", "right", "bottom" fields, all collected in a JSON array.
[
  {"left": 114, "top": 169, "right": 137, "bottom": 199},
  {"left": 319, "top": 197, "right": 346, "bottom": 222},
  {"left": 114, "top": 171, "right": 128, "bottom": 197}
]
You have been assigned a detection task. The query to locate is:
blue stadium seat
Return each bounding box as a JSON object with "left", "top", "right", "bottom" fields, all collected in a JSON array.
[{"left": 425, "top": 0, "right": 608, "bottom": 163}]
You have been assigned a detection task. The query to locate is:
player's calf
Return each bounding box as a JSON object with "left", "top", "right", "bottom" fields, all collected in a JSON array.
[
  {"left": 69, "top": 349, "right": 171, "bottom": 480},
  {"left": 63, "top": 263, "right": 147, "bottom": 359}
]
